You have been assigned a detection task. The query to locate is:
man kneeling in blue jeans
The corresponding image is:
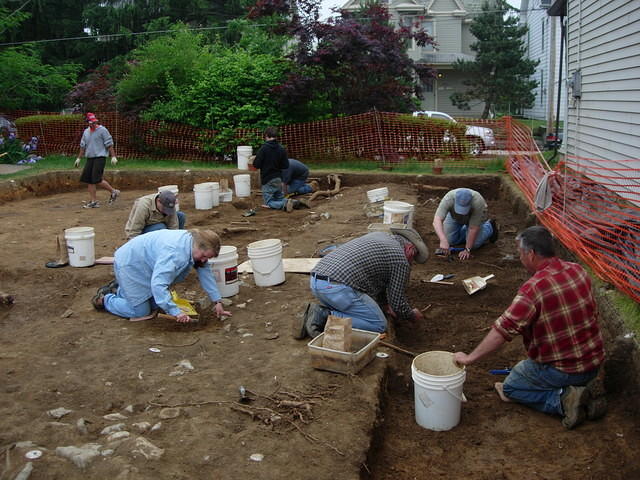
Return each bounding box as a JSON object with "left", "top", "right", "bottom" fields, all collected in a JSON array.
[
  {"left": 454, "top": 226, "right": 607, "bottom": 429},
  {"left": 294, "top": 227, "right": 429, "bottom": 339}
]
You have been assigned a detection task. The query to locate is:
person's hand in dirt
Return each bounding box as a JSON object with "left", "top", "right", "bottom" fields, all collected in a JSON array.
[
  {"left": 175, "top": 312, "right": 193, "bottom": 323},
  {"left": 215, "top": 301, "right": 232, "bottom": 318},
  {"left": 411, "top": 308, "right": 424, "bottom": 323},
  {"left": 383, "top": 304, "right": 397, "bottom": 320},
  {"left": 458, "top": 248, "right": 472, "bottom": 261}
]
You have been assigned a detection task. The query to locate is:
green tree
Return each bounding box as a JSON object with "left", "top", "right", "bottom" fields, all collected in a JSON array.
[
  {"left": 0, "top": 46, "right": 81, "bottom": 110},
  {"left": 1, "top": 0, "right": 95, "bottom": 67},
  {"left": 116, "top": 27, "right": 214, "bottom": 116},
  {"left": 450, "top": 0, "right": 538, "bottom": 118}
]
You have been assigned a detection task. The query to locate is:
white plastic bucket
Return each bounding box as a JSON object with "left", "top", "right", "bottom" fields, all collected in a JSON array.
[
  {"left": 367, "top": 187, "right": 389, "bottom": 203},
  {"left": 233, "top": 174, "right": 251, "bottom": 198},
  {"left": 220, "top": 190, "right": 233, "bottom": 202},
  {"left": 193, "top": 183, "right": 214, "bottom": 210},
  {"left": 411, "top": 351, "right": 466, "bottom": 431},
  {"left": 64, "top": 226, "right": 95, "bottom": 267},
  {"left": 201, "top": 182, "right": 220, "bottom": 207},
  {"left": 247, "top": 239, "right": 285, "bottom": 287},
  {"left": 237, "top": 146, "right": 253, "bottom": 170},
  {"left": 383, "top": 200, "right": 414, "bottom": 228},
  {"left": 158, "top": 184, "right": 180, "bottom": 211},
  {"left": 208, "top": 245, "right": 239, "bottom": 297}
]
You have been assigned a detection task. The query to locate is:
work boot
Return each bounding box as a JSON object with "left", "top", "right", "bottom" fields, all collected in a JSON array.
[
  {"left": 585, "top": 376, "right": 607, "bottom": 420},
  {"left": 489, "top": 219, "right": 499, "bottom": 243},
  {"left": 305, "top": 304, "right": 331, "bottom": 338},
  {"left": 285, "top": 198, "right": 295, "bottom": 213},
  {"left": 296, "top": 198, "right": 312, "bottom": 209},
  {"left": 292, "top": 304, "right": 310, "bottom": 340},
  {"left": 91, "top": 292, "right": 105, "bottom": 311},
  {"left": 561, "top": 386, "right": 589, "bottom": 429}
]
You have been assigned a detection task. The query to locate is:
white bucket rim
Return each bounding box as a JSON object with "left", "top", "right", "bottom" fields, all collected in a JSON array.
[
  {"left": 247, "top": 238, "right": 282, "bottom": 251},
  {"left": 412, "top": 351, "right": 465, "bottom": 378},
  {"left": 384, "top": 200, "right": 414, "bottom": 208},
  {"left": 194, "top": 183, "right": 214, "bottom": 191},
  {"left": 65, "top": 226, "right": 95, "bottom": 235}
]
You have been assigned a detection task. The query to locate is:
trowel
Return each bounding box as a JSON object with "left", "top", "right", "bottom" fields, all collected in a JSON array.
[
  {"left": 428, "top": 273, "right": 455, "bottom": 285},
  {"left": 462, "top": 274, "right": 495, "bottom": 295}
]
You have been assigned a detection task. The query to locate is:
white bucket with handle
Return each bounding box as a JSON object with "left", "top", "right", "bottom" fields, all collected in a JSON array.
[
  {"left": 201, "top": 182, "right": 220, "bottom": 207},
  {"left": 411, "top": 351, "right": 466, "bottom": 431},
  {"left": 383, "top": 201, "right": 414, "bottom": 228},
  {"left": 64, "top": 226, "right": 95, "bottom": 267},
  {"left": 233, "top": 174, "right": 251, "bottom": 198},
  {"left": 237, "top": 146, "right": 253, "bottom": 170},
  {"left": 193, "top": 183, "right": 214, "bottom": 210},
  {"left": 208, "top": 245, "right": 239, "bottom": 297},
  {"left": 247, "top": 239, "right": 285, "bottom": 287}
]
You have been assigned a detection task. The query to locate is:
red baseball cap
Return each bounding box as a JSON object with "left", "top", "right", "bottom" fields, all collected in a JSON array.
[{"left": 86, "top": 112, "right": 98, "bottom": 123}]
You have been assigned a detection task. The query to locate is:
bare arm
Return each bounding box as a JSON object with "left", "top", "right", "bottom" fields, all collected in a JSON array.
[
  {"left": 454, "top": 327, "right": 506, "bottom": 365},
  {"left": 432, "top": 215, "right": 449, "bottom": 249}
]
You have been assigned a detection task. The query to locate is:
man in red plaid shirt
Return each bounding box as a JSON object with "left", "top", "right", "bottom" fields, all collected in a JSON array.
[{"left": 454, "top": 226, "right": 606, "bottom": 429}]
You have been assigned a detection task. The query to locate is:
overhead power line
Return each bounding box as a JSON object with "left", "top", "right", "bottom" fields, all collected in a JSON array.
[{"left": 0, "top": 6, "right": 549, "bottom": 47}]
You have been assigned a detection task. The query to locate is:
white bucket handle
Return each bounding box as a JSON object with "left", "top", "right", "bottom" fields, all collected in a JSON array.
[
  {"left": 251, "top": 261, "right": 282, "bottom": 276},
  {"left": 443, "top": 385, "right": 467, "bottom": 403}
]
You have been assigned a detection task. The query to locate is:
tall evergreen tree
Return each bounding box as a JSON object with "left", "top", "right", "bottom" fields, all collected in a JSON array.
[{"left": 450, "top": 0, "right": 538, "bottom": 118}]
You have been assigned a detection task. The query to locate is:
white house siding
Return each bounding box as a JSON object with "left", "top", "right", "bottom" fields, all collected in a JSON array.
[
  {"left": 521, "top": 0, "right": 567, "bottom": 121},
  {"left": 563, "top": 0, "right": 640, "bottom": 202}
]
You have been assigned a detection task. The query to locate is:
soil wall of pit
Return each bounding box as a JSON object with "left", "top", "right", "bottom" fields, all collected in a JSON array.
[{"left": 1, "top": 169, "right": 638, "bottom": 390}]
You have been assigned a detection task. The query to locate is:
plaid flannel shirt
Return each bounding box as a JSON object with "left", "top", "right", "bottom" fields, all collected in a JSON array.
[
  {"left": 312, "top": 232, "right": 413, "bottom": 319},
  {"left": 493, "top": 257, "right": 604, "bottom": 373}
]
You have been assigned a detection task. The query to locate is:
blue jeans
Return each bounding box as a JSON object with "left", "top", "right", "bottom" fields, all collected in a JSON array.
[
  {"left": 261, "top": 178, "right": 287, "bottom": 210},
  {"left": 141, "top": 211, "right": 186, "bottom": 234},
  {"left": 502, "top": 358, "right": 598, "bottom": 415},
  {"left": 309, "top": 275, "right": 387, "bottom": 333},
  {"left": 444, "top": 213, "right": 494, "bottom": 249},
  {"left": 289, "top": 178, "right": 312, "bottom": 194},
  {"left": 103, "top": 289, "right": 158, "bottom": 318}
]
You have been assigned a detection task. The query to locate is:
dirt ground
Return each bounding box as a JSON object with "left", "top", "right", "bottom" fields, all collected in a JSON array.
[{"left": 0, "top": 171, "right": 639, "bottom": 480}]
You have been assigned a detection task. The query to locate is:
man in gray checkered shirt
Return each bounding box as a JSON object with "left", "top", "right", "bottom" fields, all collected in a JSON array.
[{"left": 294, "top": 227, "right": 429, "bottom": 339}]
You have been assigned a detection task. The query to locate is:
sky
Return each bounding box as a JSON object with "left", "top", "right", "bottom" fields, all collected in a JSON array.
[{"left": 319, "top": 0, "right": 522, "bottom": 20}]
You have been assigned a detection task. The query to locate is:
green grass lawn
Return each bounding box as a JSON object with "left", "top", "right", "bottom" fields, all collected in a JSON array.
[{"left": 1, "top": 153, "right": 509, "bottom": 180}]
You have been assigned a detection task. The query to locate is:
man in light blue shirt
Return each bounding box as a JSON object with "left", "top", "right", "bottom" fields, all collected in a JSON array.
[{"left": 92, "top": 229, "right": 231, "bottom": 323}]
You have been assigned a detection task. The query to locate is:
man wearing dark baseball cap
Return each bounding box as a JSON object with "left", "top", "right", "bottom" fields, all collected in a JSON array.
[
  {"left": 124, "top": 190, "right": 187, "bottom": 240},
  {"left": 433, "top": 188, "right": 498, "bottom": 260}
]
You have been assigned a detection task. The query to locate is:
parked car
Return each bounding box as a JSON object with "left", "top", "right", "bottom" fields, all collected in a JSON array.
[{"left": 412, "top": 111, "right": 496, "bottom": 155}]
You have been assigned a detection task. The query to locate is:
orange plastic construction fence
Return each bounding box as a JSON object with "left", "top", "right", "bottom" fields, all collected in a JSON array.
[
  {"left": 4, "top": 110, "right": 508, "bottom": 168},
  {"left": 508, "top": 120, "right": 640, "bottom": 304}
]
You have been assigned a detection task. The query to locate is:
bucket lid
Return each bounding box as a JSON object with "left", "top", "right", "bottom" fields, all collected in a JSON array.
[{"left": 412, "top": 351, "right": 464, "bottom": 376}]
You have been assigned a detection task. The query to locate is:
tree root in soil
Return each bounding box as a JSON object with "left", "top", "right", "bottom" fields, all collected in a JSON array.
[{"left": 309, "top": 174, "right": 342, "bottom": 202}]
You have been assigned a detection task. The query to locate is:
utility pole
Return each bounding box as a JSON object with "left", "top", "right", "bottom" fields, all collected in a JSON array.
[{"left": 546, "top": 17, "right": 556, "bottom": 135}]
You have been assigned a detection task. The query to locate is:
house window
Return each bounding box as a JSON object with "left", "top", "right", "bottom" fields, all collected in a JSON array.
[
  {"left": 540, "top": 69, "right": 544, "bottom": 105},
  {"left": 401, "top": 15, "right": 434, "bottom": 51},
  {"left": 423, "top": 79, "right": 434, "bottom": 93},
  {"left": 541, "top": 20, "right": 545, "bottom": 51}
]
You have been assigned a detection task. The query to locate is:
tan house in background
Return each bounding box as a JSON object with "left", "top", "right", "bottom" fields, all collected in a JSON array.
[{"left": 340, "top": 0, "right": 491, "bottom": 117}]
